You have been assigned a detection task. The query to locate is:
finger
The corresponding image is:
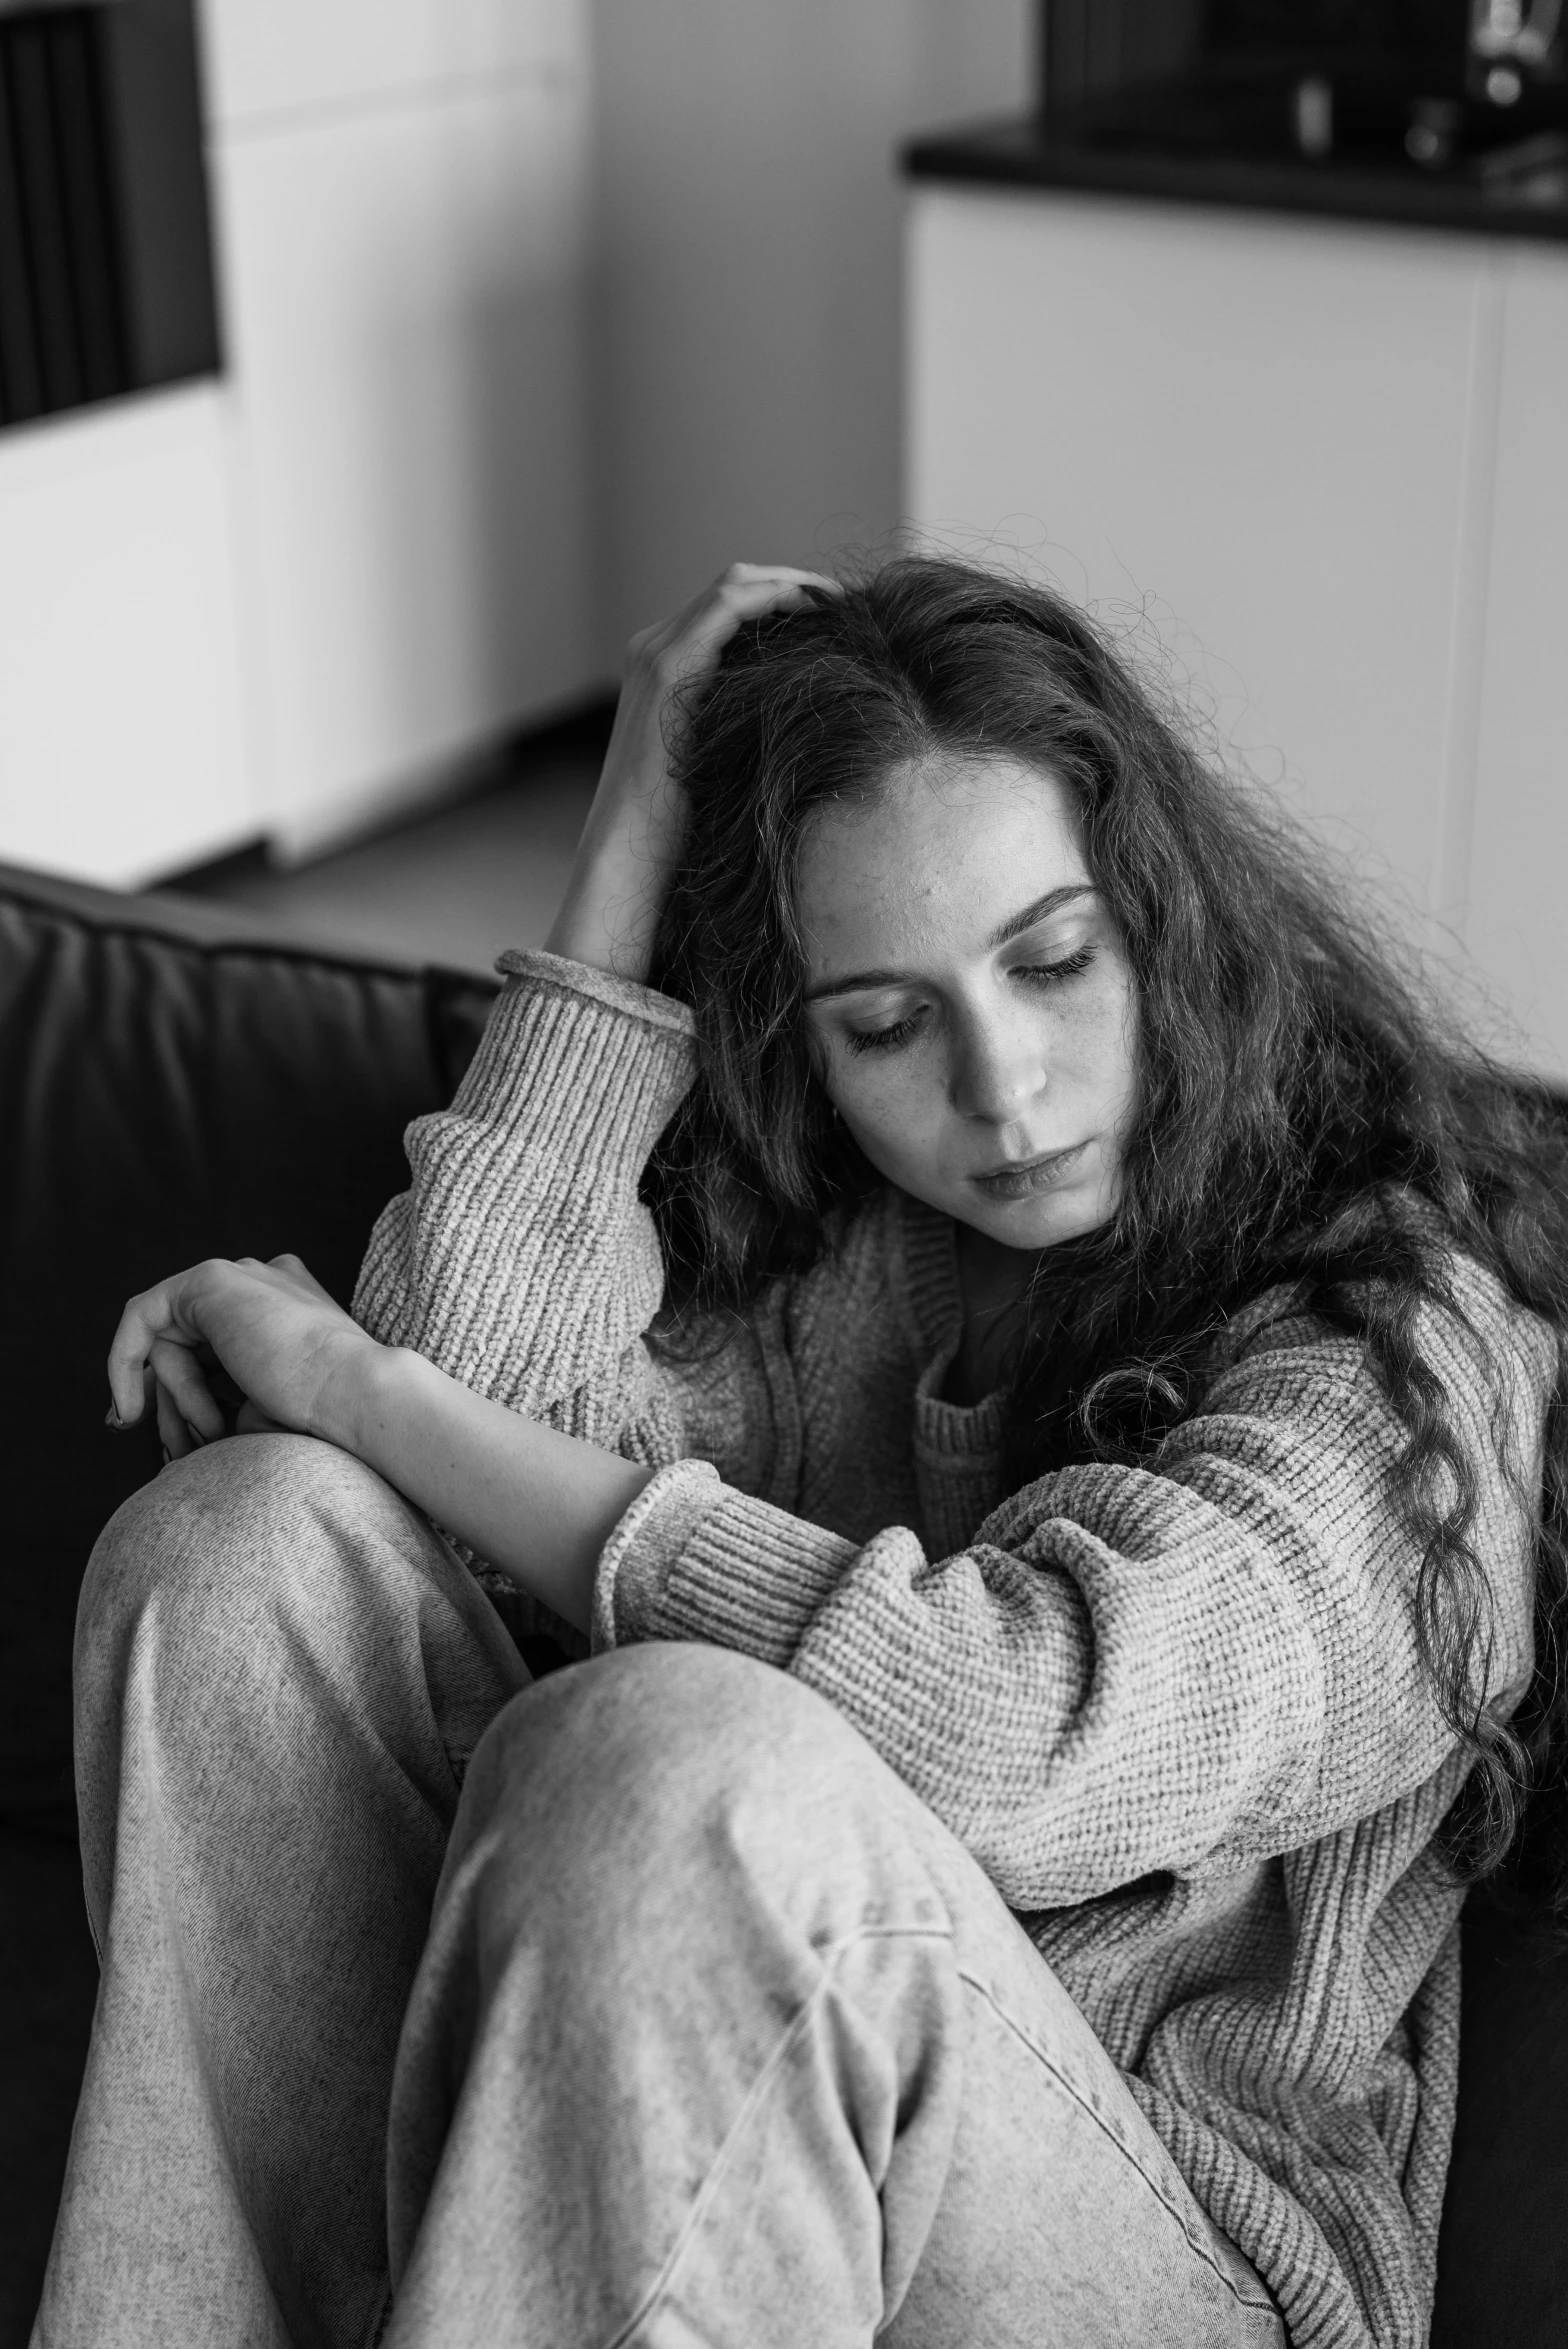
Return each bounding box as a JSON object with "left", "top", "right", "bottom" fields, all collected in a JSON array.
[
  {"left": 154, "top": 1379, "right": 198, "bottom": 1461},
  {"left": 635, "top": 567, "right": 842, "bottom": 667},
  {"left": 718, "top": 581, "right": 825, "bottom": 622},
  {"left": 706, "top": 576, "right": 843, "bottom": 644},
  {"left": 659, "top": 575, "right": 833, "bottom": 684},
  {"left": 717, "top": 562, "right": 843, "bottom": 590},
  {"left": 148, "top": 1333, "right": 225, "bottom": 1445},
  {"left": 106, "top": 1282, "right": 192, "bottom": 1426}
]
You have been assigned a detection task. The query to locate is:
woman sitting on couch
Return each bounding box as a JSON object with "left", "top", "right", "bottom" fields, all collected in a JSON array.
[{"left": 37, "top": 558, "right": 1568, "bottom": 2349}]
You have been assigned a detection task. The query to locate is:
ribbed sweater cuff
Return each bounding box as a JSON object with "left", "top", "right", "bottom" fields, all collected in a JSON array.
[
  {"left": 493, "top": 947, "right": 694, "bottom": 1039},
  {"left": 452, "top": 952, "right": 696, "bottom": 1185},
  {"left": 592, "top": 1461, "right": 859, "bottom": 1665}
]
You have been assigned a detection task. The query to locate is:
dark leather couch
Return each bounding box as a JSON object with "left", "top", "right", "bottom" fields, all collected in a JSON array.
[{"left": 1, "top": 857, "right": 1564, "bottom": 2346}]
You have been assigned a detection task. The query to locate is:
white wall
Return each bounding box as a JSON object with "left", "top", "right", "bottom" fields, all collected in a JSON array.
[{"left": 590, "top": 0, "right": 1030, "bottom": 654}]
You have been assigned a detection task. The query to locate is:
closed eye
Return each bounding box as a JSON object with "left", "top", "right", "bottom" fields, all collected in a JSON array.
[
  {"left": 840, "top": 953, "right": 1098, "bottom": 1066},
  {"left": 845, "top": 1009, "right": 925, "bottom": 1056},
  {"left": 1015, "top": 943, "right": 1095, "bottom": 986},
  {"left": 844, "top": 945, "right": 1096, "bottom": 1056}
]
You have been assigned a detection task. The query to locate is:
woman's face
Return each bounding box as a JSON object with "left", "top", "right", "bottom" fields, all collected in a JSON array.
[{"left": 799, "top": 753, "right": 1139, "bottom": 1257}]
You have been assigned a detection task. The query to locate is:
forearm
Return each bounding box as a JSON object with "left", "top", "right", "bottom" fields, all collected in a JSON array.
[
  {"left": 352, "top": 960, "right": 695, "bottom": 1430},
  {"left": 542, "top": 674, "right": 673, "bottom": 983},
  {"left": 327, "top": 1342, "right": 654, "bottom": 1633},
  {"left": 543, "top": 832, "right": 663, "bottom": 983},
  {"left": 543, "top": 563, "right": 838, "bottom": 982}
]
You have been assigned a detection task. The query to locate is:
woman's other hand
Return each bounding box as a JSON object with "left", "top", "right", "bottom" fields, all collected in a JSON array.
[
  {"left": 105, "top": 1256, "right": 652, "bottom": 1632},
  {"left": 106, "top": 1254, "right": 375, "bottom": 1461},
  {"left": 545, "top": 562, "right": 841, "bottom": 983}
]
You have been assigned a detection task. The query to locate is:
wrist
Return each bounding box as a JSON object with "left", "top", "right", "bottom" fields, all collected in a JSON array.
[
  {"left": 310, "top": 1331, "right": 405, "bottom": 1456},
  {"left": 544, "top": 858, "right": 659, "bottom": 983}
]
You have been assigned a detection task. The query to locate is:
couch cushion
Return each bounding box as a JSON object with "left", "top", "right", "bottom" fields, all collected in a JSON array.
[
  {"left": 0, "top": 862, "right": 497, "bottom": 1834},
  {"left": 1434, "top": 1880, "right": 1568, "bottom": 2346}
]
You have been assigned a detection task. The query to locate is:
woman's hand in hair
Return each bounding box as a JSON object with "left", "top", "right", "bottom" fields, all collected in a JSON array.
[
  {"left": 546, "top": 562, "right": 841, "bottom": 983},
  {"left": 106, "top": 1253, "right": 376, "bottom": 1462}
]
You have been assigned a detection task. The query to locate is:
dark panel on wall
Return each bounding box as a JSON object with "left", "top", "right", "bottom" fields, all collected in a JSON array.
[
  {"left": 0, "top": 78, "right": 44, "bottom": 417},
  {"left": 51, "top": 14, "right": 128, "bottom": 396},
  {"left": 99, "top": 0, "right": 220, "bottom": 388},
  {"left": 0, "top": 8, "right": 129, "bottom": 424},
  {"left": 0, "top": 0, "right": 218, "bottom": 433}
]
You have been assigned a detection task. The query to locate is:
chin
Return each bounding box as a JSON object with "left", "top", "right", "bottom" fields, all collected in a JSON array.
[
  {"left": 986, "top": 1207, "right": 1092, "bottom": 1252},
  {"left": 969, "top": 1182, "right": 1113, "bottom": 1254}
]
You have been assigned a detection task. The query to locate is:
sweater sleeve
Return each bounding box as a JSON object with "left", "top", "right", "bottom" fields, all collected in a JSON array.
[
  {"left": 593, "top": 1263, "right": 1552, "bottom": 1909},
  {"left": 352, "top": 950, "right": 770, "bottom": 1476}
]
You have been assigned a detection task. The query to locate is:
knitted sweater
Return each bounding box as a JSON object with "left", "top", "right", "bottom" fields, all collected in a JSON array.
[{"left": 353, "top": 949, "right": 1554, "bottom": 2349}]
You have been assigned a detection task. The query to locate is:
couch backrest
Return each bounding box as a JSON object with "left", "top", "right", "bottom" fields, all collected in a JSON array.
[{"left": 0, "top": 861, "right": 498, "bottom": 1833}]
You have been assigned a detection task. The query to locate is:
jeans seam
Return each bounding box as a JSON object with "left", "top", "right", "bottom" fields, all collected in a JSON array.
[
  {"left": 603, "top": 1921, "right": 955, "bottom": 2349},
  {"left": 954, "top": 1965, "right": 1275, "bottom": 2316}
]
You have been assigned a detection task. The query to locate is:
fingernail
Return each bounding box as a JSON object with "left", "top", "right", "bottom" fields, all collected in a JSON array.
[
  {"left": 160, "top": 1445, "right": 172, "bottom": 1466},
  {"left": 105, "top": 1405, "right": 130, "bottom": 1432}
]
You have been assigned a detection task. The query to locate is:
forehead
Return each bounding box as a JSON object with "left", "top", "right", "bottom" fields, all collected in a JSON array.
[{"left": 796, "top": 753, "right": 1088, "bottom": 973}]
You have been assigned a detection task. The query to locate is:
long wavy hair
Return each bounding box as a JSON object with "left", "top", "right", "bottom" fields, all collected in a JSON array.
[{"left": 644, "top": 555, "right": 1568, "bottom": 1908}]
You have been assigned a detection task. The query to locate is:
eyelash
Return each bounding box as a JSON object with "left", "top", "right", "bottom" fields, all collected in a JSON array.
[{"left": 843, "top": 945, "right": 1097, "bottom": 1056}]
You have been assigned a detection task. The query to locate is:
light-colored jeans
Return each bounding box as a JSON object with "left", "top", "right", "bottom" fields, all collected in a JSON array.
[{"left": 33, "top": 1433, "right": 1283, "bottom": 2349}]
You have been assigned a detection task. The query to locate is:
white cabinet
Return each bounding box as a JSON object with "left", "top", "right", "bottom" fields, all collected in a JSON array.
[
  {"left": 201, "top": 0, "right": 582, "bottom": 127},
  {"left": 0, "top": 388, "right": 252, "bottom": 886},
  {"left": 205, "top": 0, "right": 599, "bottom": 860},
  {"left": 211, "top": 66, "right": 597, "bottom": 856},
  {"left": 1467, "top": 256, "right": 1568, "bottom": 1078},
  {"left": 906, "top": 185, "right": 1568, "bottom": 1077}
]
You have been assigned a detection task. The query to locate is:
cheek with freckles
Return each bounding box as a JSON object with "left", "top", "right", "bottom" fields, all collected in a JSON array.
[
  {"left": 1055, "top": 959, "right": 1141, "bottom": 1124},
  {"left": 830, "top": 1066, "right": 943, "bottom": 1183}
]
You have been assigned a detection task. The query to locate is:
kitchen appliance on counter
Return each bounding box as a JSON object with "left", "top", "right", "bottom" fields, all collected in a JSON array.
[{"left": 1043, "top": 1, "right": 1568, "bottom": 203}]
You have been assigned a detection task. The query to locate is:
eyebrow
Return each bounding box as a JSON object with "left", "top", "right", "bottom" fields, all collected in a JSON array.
[{"left": 803, "top": 884, "right": 1096, "bottom": 1004}]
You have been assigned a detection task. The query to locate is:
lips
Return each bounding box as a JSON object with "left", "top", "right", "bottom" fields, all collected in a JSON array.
[{"left": 970, "top": 1141, "right": 1088, "bottom": 1202}]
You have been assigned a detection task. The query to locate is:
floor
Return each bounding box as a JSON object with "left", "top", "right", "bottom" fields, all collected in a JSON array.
[
  {"left": 4, "top": 708, "right": 611, "bottom": 2349},
  {"left": 165, "top": 705, "right": 610, "bottom": 974}
]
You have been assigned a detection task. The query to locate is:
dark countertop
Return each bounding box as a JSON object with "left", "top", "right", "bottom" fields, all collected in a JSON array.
[{"left": 902, "top": 114, "right": 1568, "bottom": 247}]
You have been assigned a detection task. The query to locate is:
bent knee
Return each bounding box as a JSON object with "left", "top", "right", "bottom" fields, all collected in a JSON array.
[
  {"left": 455, "top": 1646, "right": 957, "bottom": 1988},
  {"left": 468, "top": 1643, "right": 900, "bottom": 1889},
  {"left": 79, "top": 1431, "right": 427, "bottom": 1660}
]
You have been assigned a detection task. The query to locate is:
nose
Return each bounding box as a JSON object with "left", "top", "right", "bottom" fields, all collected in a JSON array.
[{"left": 949, "top": 1001, "right": 1047, "bottom": 1128}]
